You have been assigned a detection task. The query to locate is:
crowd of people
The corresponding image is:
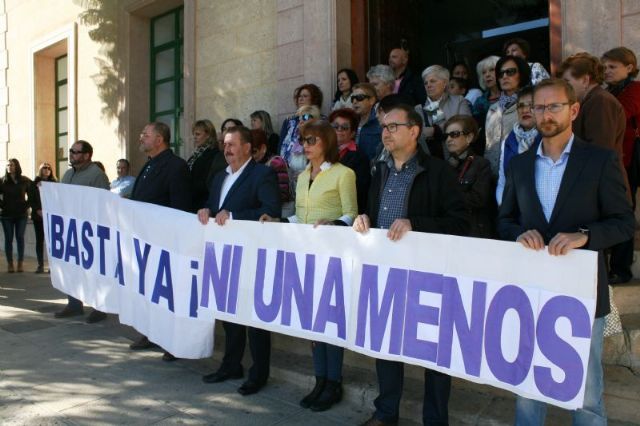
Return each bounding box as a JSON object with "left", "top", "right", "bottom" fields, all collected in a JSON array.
[{"left": 2, "top": 38, "right": 639, "bottom": 426}]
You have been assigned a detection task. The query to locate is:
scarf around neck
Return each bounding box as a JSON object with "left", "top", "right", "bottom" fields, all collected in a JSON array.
[
  {"left": 512, "top": 124, "right": 539, "bottom": 153},
  {"left": 499, "top": 92, "right": 518, "bottom": 111}
]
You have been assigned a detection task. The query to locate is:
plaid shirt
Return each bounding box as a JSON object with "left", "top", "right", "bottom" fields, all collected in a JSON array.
[{"left": 376, "top": 154, "right": 418, "bottom": 229}]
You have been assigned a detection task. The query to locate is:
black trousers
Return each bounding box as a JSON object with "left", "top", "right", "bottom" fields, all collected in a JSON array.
[
  {"left": 373, "top": 359, "right": 450, "bottom": 425},
  {"left": 220, "top": 321, "right": 271, "bottom": 384}
]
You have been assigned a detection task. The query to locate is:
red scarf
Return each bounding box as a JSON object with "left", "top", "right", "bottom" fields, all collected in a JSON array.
[{"left": 339, "top": 140, "right": 357, "bottom": 159}]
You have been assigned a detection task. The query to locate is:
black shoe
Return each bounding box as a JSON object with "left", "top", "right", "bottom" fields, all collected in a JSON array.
[
  {"left": 54, "top": 306, "right": 84, "bottom": 318},
  {"left": 35, "top": 265, "right": 45, "bottom": 274},
  {"left": 129, "top": 336, "right": 158, "bottom": 350},
  {"left": 86, "top": 310, "right": 107, "bottom": 324},
  {"left": 237, "top": 380, "right": 264, "bottom": 396},
  {"left": 202, "top": 368, "right": 243, "bottom": 383},
  {"left": 610, "top": 273, "right": 632, "bottom": 285},
  {"left": 162, "top": 352, "right": 178, "bottom": 362},
  {"left": 360, "top": 416, "right": 398, "bottom": 426},
  {"left": 310, "top": 380, "right": 342, "bottom": 411},
  {"left": 300, "top": 376, "right": 326, "bottom": 408}
]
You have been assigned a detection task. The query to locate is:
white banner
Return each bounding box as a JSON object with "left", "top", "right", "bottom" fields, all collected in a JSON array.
[{"left": 41, "top": 182, "right": 598, "bottom": 409}]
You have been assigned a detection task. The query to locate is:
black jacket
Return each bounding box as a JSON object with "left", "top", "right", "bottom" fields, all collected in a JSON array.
[
  {"left": 498, "top": 138, "right": 635, "bottom": 317},
  {"left": 189, "top": 146, "right": 216, "bottom": 212},
  {"left": 28, "top": 176, "right": 56, "bottom": 220},
  {"left": 340, "top": 149, "right": 371, "bottom": 214},
  {"left": 131, "top": 149, "right": 192, "bottom": 212},
  {"left": 368, "top": 148, "right": 469, "bottom": 236},
  {"left": 398, "top": 68, "right": 427, "bottom": 107},
  {"left": 0, "top": 175, "right": 31, "bottom": 219}
]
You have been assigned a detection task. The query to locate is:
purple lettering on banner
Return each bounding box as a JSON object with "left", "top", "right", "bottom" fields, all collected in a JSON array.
[
  {"left": 402, "top": 271, "right": 442, "bottom": 363},
  {"left": 225, "top": 245, "right": 243, "bottom": 315},
  {"left": 312, "top": 257, "right": 346, "bottom": 339},
  {"left": 200, "top": 242, "right": 233, "bottom": 311},
  {"left": 254, "top": 249, "right": 285, "bottom": 323},
  {"left": 355, "top": 265, "right": 408, "bottom": 354},
  {"left": 64, "top": 218, "right": 80, "bottom": 265},
  {"left": 96, "top": 225, "right": 110, "bottom": 276},
  {"left": 80, "top": 221, "right": 94, "bottom": 269},
  {"left": 134, "top": 238, "right": 152, "bottom": 296},
  {"left": 485, "top": 285, "right": 535, "bottom": 386},
  {"left": 114, "top": 231, "right": 124, "bottom": 286},
  {"left": 437, "top": 278, "right": 487, "bottom": 376},
  {"left": 151, "top": 249, "right": 174, "bottom": 312},
  {"left": 534, "top": 295, "right": 591, "bottom": 402},
  {"left": 189, "top": 260, "right": 199, "bottom": 318},
  {"left": 50, "top": 214, "right": 65, "bottom": 259},
  {"left": 282, "top": 252, "right": 314, "bottom": 330}
]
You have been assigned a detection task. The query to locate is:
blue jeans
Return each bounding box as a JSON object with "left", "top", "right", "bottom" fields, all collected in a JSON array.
[
  {"left": 1, "top": 217, "right": 27, "bottom": 262},
  {"left": 514, "top": 317, "right": 606, "bottom": 426},
  {"left": 312, "top": 342, "right": 343, "bottom": 381}
]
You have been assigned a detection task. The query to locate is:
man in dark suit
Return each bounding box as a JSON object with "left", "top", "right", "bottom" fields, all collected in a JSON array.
[
  {"left": 197, "top": 126, "right": 281, "bottom": 396},
  {"left": 128, "top": 121, "right": 192, "bottom": 361},
  {"left": 498, "top": 79, "right": 634, "bottom": 425},
  {"left": 353, "top": 104, "right": 468, "bottom": 426}
]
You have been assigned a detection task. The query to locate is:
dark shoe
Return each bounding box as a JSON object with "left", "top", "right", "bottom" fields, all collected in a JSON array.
[
  {"left": 310, "top": 380, "right": 342, "bottom": 412},
  {"left": 300, "top": 376, "right": 326, "bottom": 408},
  {"left": 202, "top": 368, "right": 243, "bottom": 383},
  {"left": 162, "top": 352, "right": 178, "bottom": 362},
  {"left": 237, "top": 380, "right": 264, "bottom": 396},
  {"left": 86, "top": 310, "right": 107, "bottom": 324},
  {"left": 35, "top": 265, "right": 45, "bottom": 274},
  {"left": 17, "top": 261, "right": 24, "bottom": 273},
  {"left": 360, "top": 416, "right": 397, "bottom": 426},
  {"left": 129, "top": 336, "right": 158, "bottom": 350},
  {"left": 610, "top": 273, "right": 632, "bottom": 285},
  {"left": 7, "top": 261, "right": 14, "bottom": 273},
  {"left": 54, "top": 306, "right": 84, "bottom": 318}
]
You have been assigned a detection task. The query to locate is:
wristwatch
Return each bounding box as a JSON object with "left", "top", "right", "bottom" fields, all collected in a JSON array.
[{"left": 578, "top": 226, "right": 590, "bottom": 247}]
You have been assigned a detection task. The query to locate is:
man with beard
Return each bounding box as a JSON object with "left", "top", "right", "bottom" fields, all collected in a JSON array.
[
  {"left": 128, "top": 122, "right": 192, "bottom": 361},
  {"left": 498, "top": 78, "right": 634, "bottom": 424},
  {"left": 54, "top": 140, "right": 110, "bottom": 322}
]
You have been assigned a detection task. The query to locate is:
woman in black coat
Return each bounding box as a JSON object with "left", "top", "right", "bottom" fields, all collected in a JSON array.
[
  {"left": 0, "top": 159, "right": 32, "bottom": 272},
  {"left": 29, "top": 162, "right": 57, "bottom": 273},
  {"left": 443, "top": 115, "right": 496, "bottom": 238},
  {"left": 187, "top": 119, "right": 219, "bottom": 212}
]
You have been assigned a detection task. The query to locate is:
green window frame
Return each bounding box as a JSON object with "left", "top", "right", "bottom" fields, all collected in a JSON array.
[
  {"left": 150, "top": 7, "right": 184, "bottom": 155},
  {"left": 55, "top": 55, "right": 68, "bottom": 178}
]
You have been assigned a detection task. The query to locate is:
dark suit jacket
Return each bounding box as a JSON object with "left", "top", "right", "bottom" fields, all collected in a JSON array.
[
  {"left": 397, "top": 67, "right": 427, "bottom": 107},
  {"left": 189, "top": 146, "right": 216, "bottom": 212},
  {"left": 497, "top": 138, "right": 634, "bottom": 317},
  {"left": 131, "top": 149, "right": 192, "bottom": 212},
  {"left": 206, "top": 159, "right": 281, "bottom": 220}
]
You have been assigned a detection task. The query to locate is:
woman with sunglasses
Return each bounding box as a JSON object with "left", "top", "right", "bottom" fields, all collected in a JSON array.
[
  {"left": 29, "top": 162, "right": 57, "bottom": 273},
  {"left": 0, "top": 159, "right": 32, "bottom": 273},
  {"left": 484, "top": 55, "right": 531, "bottom": 177},
  {"left": 261, "top": 120, "right": 357, "bottom": 413},
  {"left": 444, "top": 116, "right": 495, "bottom": 238}
]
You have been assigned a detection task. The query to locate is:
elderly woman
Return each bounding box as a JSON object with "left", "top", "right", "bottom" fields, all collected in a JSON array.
[
  {"left": 472, "top": 56, "right": 501, "bottom": 124},
  {"left": 329, "top": 108, "right": 371, "bottom": 213},
  {"left": 29, "top": 162, "right": 57, "bottom": 273},
  {"left": 415, "top": 65, "right": 471, "bottom": 159},
  {"left": 602, "top": 46, "right": 640, "bottom": 285},
  {"left": 484, "top": 55, "right": 531, "bottom": 177},
  {"left": 366, "top": 64, "right": 396, "bottom": 101},
  {"left": 332, "top": 68, "right": 359, "bottom": 111},
  {"left": 250, "top": 110, "right": 279, "bottom": 156},
  {"left": 0, "top": 159, "right": 31, "bottom": 273},
  {"left": 187, "top": 119, "right": 218, "bottom": 211},
  {"left": 503, "top": 37, "right": 550, "bottom": 85},
  {"left": 444, "top": 115, "right": 495, "bottom": 238},
  {"left": 261, "top": 120, "right": 357, "bottom": 412}
]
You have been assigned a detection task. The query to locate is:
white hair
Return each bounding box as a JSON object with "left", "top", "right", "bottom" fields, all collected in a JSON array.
[
  {"left": 475, "top": 55, "right": 500, "bottom": 91},
  {"left": 421, "top": 65, "right": 449, "bottom": 83}
]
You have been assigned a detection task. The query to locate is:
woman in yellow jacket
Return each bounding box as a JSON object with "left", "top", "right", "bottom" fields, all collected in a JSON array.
[{"left": 261, "top": 120, "right": 357, "bottom": 412}]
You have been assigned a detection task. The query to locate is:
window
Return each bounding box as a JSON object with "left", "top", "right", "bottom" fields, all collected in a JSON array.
[
  {"left": 55, "top": 55, "right": 69, "bottom": 176},
  {"left": 150, "top": 7, "right": 184, "bottom": 155}
]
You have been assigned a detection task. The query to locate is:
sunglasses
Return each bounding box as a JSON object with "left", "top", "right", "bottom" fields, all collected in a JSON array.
[
  {"left": 331, "top": 124, "right": 351, "bottom": 131},
  {"left": 444, "top": 130, "right": 470, "bottom": 139},
  {"left": 69, "top": 149, "right": 86, "bottom": 155},
  {"left": 301, "top": 136, "right": 319, "bottom": 145},
  {"left": 350, "top": 94, "right": 371, "bottom": 103},
  {"left": 42, "top": 166, "right": 52, "bottom": 170},
  {"left": 498, "top": 67, "right": 518, "bottom": 78}
]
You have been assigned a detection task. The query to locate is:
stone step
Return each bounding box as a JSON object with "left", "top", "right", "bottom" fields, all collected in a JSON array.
[{"left": 612, "top": 281, "right": 640, "bottom": 316}]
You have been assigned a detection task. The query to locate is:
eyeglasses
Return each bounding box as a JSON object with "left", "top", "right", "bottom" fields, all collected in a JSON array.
[
  {"left": 498, "top": 67, "right": 518, "bottom": 78},
  {"left": 301, "top": 136, "right": 319, "bottom": 145},
  {"left": 69, "top": 149, "right": 86, "bottom": 155},
  {"left": 331, "top": 124, "right": 351, "bottom": 131},
  {"left": 444, "top": 130, "right": 470, "bottom": 139},
  {"left": 517, "top": 102, "right": 533, "bottom": 111},
  {"left": 381, "top": 122, "right": 413, "bottom": 133},
  {"left": 350, "top": 94, "right": 371, "bottom": 103},
  {"left": 42, "top": 166, "right": 52, "bottom": 170},
  {"left": 532, "top": 102, "right": 571, "bottom": 115}
]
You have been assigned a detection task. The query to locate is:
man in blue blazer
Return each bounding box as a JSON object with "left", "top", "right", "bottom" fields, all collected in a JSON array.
[
  {"left": 498, "top": 79, "right": 634, "bottom": 425},
  {"left": 197, "top": 126, "right": 281, "bottom": 396}
]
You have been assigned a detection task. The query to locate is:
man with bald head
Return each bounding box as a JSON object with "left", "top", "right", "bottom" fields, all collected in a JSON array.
[{"left": 388, "top": 46, "right": 426, "bottom": 106}]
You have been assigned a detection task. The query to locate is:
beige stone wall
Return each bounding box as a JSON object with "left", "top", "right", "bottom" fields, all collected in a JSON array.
[
  {"left": 562, "top": 0, "right": 640, "bottom": 58},
  {"left": 195, "top": 0, "right": 278, "bottom": 133}
]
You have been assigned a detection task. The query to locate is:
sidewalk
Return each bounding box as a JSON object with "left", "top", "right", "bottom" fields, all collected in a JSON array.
[{"left": 1, "top": 257, "right": 639, "bottom": 425}]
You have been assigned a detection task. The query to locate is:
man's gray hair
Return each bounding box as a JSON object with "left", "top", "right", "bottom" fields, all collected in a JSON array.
[
  {"left": 421, "top": 65, "right": 450, "bottom": 83},
  {"left": 367, "top": 64, "right": 396, "bottom": 85},
  {"left": 475, "top": 55, "right": 500, "bottom": 90}
]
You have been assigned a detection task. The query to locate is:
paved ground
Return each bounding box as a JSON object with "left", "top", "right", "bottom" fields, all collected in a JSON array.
[{"left": 2, "top": 257, "right": 640, "bottom": 425}]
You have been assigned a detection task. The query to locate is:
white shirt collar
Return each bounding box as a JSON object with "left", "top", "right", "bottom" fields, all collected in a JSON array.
[
  {"left": 306, "top": 161, "right": 332, "bottom": 172},
  {"left": 225, "top": 157, "right": 252, "bottom": 176}
]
